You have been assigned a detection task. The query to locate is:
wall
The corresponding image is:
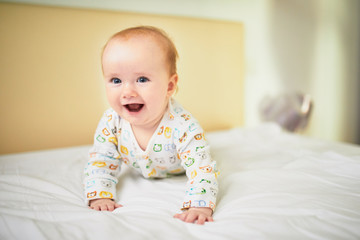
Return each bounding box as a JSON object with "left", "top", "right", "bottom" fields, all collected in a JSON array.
[
  {"left": 0, "top": 3, "right": 244, "bottom": 154},
  {"left": 1, "top": 0, "right": 359, "bottom": 147},
  {"left": 265, "top": 0, "right": 360, "bottom": 145},
  {"left": 308, "top": 0, "right": 360, "bottom": 144}
]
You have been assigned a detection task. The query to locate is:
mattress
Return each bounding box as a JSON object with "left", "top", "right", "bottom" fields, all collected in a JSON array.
[{"left": 1, "top": 124, "right": 359, "bottom": 240}]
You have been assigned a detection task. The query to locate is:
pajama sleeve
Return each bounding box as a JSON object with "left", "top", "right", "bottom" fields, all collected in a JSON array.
[
  {"left": 83, "top": 109, "right": 122, "bottom": 205},
  {"left": 176, "top": 119, "right": 219, "bottom": 211}
]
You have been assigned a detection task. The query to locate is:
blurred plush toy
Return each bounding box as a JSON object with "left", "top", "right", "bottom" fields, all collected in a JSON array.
[{"left": 259, "top": 93, "right": 313, "bottom": 132}]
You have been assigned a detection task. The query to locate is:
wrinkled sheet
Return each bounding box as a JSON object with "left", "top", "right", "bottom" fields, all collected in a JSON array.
[{"left": 1, "top": 124, "right": 360, "bottom": 240}]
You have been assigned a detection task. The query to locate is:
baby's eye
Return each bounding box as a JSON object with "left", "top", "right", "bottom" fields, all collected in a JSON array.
[
  {"left": 137, "top": 76, "right": 149, "bottom": 83},
  {"left": 111, "top": 78, "right": 122, "bottom": 84}
]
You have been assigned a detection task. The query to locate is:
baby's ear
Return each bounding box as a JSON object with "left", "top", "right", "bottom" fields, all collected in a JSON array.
[{"left": 167, "top": 74, "right": 178, "bottom": 96}]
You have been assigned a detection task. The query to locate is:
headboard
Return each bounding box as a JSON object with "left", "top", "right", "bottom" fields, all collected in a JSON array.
[{"left": 0, "top": 3, "right": 244, "bottom": 154}]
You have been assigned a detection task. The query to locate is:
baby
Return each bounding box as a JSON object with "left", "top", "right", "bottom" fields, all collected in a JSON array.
[{"left": 84, "top": 26, "right": 218, "bottom": 225}]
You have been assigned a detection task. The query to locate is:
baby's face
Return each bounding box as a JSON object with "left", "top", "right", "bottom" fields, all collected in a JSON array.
[{"left": 102, "top": 36, "right": 177, "bottom": 130}]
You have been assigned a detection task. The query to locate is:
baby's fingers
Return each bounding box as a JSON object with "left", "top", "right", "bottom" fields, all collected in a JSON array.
[
  {"left": 106, "top": 202, "right": 123, "bottom": 211},
  {"left": 173, "top": 212, "right": 187, "bottom": 222},
  {"left": 107, "top": 204, "right": 115, "bottom": 211},
  {"left": 93, "top": 205, "right": 101, "bottom": 211},
  {"left": 101, "top": 204, "right": 109, "bottom": 211},
  {"left": 184, "top": 212, "right": 198, "bottom": 223},
  {"left": 197, "top": 215, "right": 206, "bottom": 225},
  {"left": 114, "top": 203, "right": 123, "bottom": 209}
]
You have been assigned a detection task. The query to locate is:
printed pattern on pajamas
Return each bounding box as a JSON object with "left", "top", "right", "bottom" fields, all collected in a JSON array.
[{"left": 84, "top": 98, "right": 219, "bottom": 210}]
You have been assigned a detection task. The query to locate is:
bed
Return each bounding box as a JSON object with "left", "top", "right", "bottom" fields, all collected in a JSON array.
[
  {"left": 1, "top": 123, "right": 359, "bottom": 240},
  {"left": 1, "top": 3, "right": 360, "bottom": 239}
]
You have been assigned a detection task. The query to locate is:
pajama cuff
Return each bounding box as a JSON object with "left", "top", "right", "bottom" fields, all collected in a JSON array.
[
  {"left": 181, "top": 198, "right": 216, "bottom": 211},
  {"left": 84, "top": 187, "right": 116, "bottom": 206}
]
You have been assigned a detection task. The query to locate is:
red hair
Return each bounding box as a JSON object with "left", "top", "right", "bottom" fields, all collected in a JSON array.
[{"left": 102, "top": 26, "right": 179, "bottom": 75}]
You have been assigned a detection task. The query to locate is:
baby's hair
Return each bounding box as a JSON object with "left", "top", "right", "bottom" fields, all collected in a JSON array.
[{"left": 102, "top": 26, "right": 179, "bottom": 75}]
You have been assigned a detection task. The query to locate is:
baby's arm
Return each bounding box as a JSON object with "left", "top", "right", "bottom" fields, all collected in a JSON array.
[
  {"left": 174, "top": 207, "right": 213, "bottom": 225},
  {"left": 174, "top": 113, "right": 218, "bottom": 224},
  {"left": 89, "top": 199, "right": 123, "bottom": 211},
  {"left": 84, "top": 110, "right": 122, "bottom": 207}
]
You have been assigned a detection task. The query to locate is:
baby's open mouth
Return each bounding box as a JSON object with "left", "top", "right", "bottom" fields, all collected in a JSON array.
[{"left": 124, "top": 104, "right": 144, "bottom": 112}]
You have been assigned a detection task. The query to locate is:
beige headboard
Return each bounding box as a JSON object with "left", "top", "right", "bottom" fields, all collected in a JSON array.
[{"left": 0, "top": 3, "right": 244, "bottom": 154}]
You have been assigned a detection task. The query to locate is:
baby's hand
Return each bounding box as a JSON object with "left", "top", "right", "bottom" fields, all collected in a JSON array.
[
  {"left": 174, "top": 207, "right": 213, "bottom": 225},
  {"left": 89, "top": 199, "right": 123, "bottom": 211}
]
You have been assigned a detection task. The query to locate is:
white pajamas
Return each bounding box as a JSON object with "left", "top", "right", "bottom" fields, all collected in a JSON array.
[{"left": 84, "top": 98, "right": 218, "bottom": 210}]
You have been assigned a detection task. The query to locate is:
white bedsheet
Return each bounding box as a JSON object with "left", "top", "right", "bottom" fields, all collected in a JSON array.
[{"left": 1, "top": 124, "right": 360, "bottom": 240}]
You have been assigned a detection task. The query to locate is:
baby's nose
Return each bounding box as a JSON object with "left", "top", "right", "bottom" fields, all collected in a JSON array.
[{"left": 122, "top": 83, "right": 138, "bottom": 98}]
